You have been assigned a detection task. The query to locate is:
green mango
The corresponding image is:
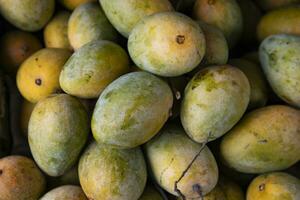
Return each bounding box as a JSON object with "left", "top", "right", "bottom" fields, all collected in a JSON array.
[
  {"left": 100, "top": 0, "right": 173, "bottom": 38},
  {"left": 28, "top": 94, "right": 89, "bottom": 176},
  {"left": 0, "top": 0, "right": 55, "bottom": 31},
  {"left": 221, "top": 105, "right": 300, "bottom": 174},
  {"left": 40, "top": 185, "right": 87, "bottom": 200},
  {"left": 145, "top": 124, "right": 218, "bottom": 198},
  {"left": 91, "top": 71, "right": 173, "bottom": 148},
  {"left": 259, "top": 34, "right": 300, "bottom": 107},
  {"left": 79, "top": 142, "right": 147, "bottom": 200},
  {"left": 128, "top": 11, "right": 206, "bottom": 77},
  {"left": 181, "top": 65, "right": 250, "bottom": 143}
]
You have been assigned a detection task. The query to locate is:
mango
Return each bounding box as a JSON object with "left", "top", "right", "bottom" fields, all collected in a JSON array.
[
  {"left": 181, "top": 65, "right": 250, "bottom": 143},
  {"left": 177, "top": 185, "right": 226, "bottom": 200},
  {"left": 79, "top": 142, "right": 147, "bottom": 200},
  {"left": 257, "top": 7, "right": 300, "bottom": 41},
  {"left": 44, "top": 11, "right": 72, "bottom": 49},
  {"left": 100, "top": 0, "right": 173, "bottom": 38},
  {"left": 145, "top": 124, "right": 218, "bottom": 199},
  {"left": 193, "top": 0, "right": 243, "bottom": 48},
  {"left": 229, "top": 59, "right": 268, "bottom": 109},
  {"left": 60, "top": 40, "right": 130, "bottom": 98},
  {"left": 59, "top": 0, "right": 96, "bottom": 10},
  {"left": 139, "top": 184, "right": 164, "bottom": 200},
  {"left": 20, "top": 100, "right": 35, "bottom": 136},
  {"left": 91, "top": 71, "right": 173, "bottom": 148},
  {"left": 255, "top": 0, "right": 300, "bottom": 11},
  {"left": 247, "top": 172, "right": 300, "bottom": 200},
  {"left": 28, "top": 94, "right": 89, "bottom": 176},
  {"left": 16, "top": 48, "right": 71, "bottom": 103},
  {"left": 0, "top": 31, "right": 42, "bottom": 75},
  {"left": 0, "top": 0, "right": 54, "bottom": 31},
  {"left": 259, "top": 34, "right": 300, "bottom": 107},
  {"left": 68, "top": 2, "right": 118, "bottom": 50},
  {"left": 0, "top": 156, "right": 46, "bottom": 200},
  {"left": 221, "top": 105, "right": 300, "bottom": 174},
  {"left": 40, "top": 185, "right": 87, "bottom": 200}
]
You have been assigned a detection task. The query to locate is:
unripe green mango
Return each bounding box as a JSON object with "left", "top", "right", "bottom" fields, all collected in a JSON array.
[
  {"left": 100, "top": 0, "right": 173, "bottom": 38},
  {"left": 60, "top": 40, "right": 130, "bottom": 99},
  {"left": 40, "top": 185, "right": 87, "bottom": 200},
  {"left": 0, "top": 156, "right": 46, "bottom": 200},
  {"left": 0, "top": 0, "right": 55, "bottom": 31},
  {"left": 68, "top": 2, "right": 118, "bottom": 50},
  {"left": 91, "top": 71, "right": 173, "bottom": 148},
  {"left": 181, "top": 65, "right": 250, "bottom": 143},
  {"left": 145, "top": 124, "right": 219, "bottom": 199},
  {"left": 259, "top": 34, "right": 300, "bottom": 107},
  {"left": 28, "top": 94, "right": 89, "bottom": 176},
  {"left": 221, "top": 105, "right": 300, "bottom": 174},
  {"left": 128, "top": 12, "right": 206, "bottom": 77},
  {"left": 247, "top": 172, "right": 300, "bottom": 200},
  {"left": 79, "top": 142, "right": 147, "bottom": 200}
]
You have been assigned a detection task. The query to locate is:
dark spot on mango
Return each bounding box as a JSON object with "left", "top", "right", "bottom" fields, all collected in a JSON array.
[
  {"left": 176, "top": 35, "right": 185, "bottom": 44},
  {"left": 35, "top": 78, "right": 42, "bottom": 86},
  {"left": 259, "top": 184, "right": 265, "bottom": 191},
  {"left": 258, "top": 139, "right": 268, "bottom": 144},
  {"left": 0, "top": 169, "right": 3, "bottom": 175},
  {"left": 208, "top": 0, "right": 215, "bottom": 5}
]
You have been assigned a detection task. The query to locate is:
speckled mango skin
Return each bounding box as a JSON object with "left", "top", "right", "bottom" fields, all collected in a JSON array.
[
  {"left": 100, "top": 0, "right": 173, "bottom": 38},
  {"left": 40, "top": 185, "right": 87, "bottom": 200},
  {"left": 79, "top": 142, "right": 147, "bottom": 200},
  {"left": 128, "top": 12, "right": 206, "bottom": 77},
  {"left": 247, "top": 172, "right": 300, "bottom": 200},
  {"left": 255, "top": 0, "right": 300, "bottom": 11},
  {"left": 193, "top": 0, "right": 243, "bottom": 48},
  {"left": 0, "top": 0, "right": 54, "bottom": 31},
  {"left": 257, "top": 7, "right": 300, "bottom": 41},
  {"left": 139, "top": 184, "right": 164, "bottom": 200},
  {"left": 259, "top": 34, "right": 300, "bottom": 107},
  {"left": 59, "top": 0, "right": 96, "bottom": 10},
  {"left": 44, "top": 11, "right": 72, "bottom": 49},
  {"left": 197, "top": 21, "right": 228, "bottom": 66},
  {"left": 91, "top": 72, "right": 173, "bottom": 148},
  {"left": 229, "top": 59, "right": 268, "bottom": 110},
  {"left": 181, "top": 65, "right": 250, "bottom": 143},
  {"left": 60, "top": 40, "right": 130, "bottom": 99},
  {"left": 28, "top": 94, "right": 89, "bottom": 177},
  {"left": 221, "top": 105, "right": 300, "bottom": 174},
  {"left": 68, "top": 2, "right": 118, "bottom": 50},
  {"left": 0, "top": 156, "right": 46, "bottom": 200},
  {"left": 17, "top": 48, "right": 71, "bottom": 103},
  {"left": 145, "top": 124, "right": 218, "bottom": 198}
]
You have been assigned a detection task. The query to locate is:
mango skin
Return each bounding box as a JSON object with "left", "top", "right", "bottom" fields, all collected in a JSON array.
[
  {"left": 259, "top": 34, "right": 300, "bottom": 107},
  {"left": 255, "top": 0, "right": 300, "bottom": 11},
  {"left": 79, "top": 142, "right": 147, "bottom": 200},
  {"left": 59, "top": 0, "right": 96, "bottom": 10},
  {"left": 193, "top": 0, "right": 243, "bottom": 48},
  {"left": 100, "top": 0, "right": 173, "bottom": 38},
  {"left": 257, "top": 7, "right": 300, "bottom": 41},
  {"left": 128, "top": 12, "right": 206, "bottom": 77},
  {"left": 0, "top": 31, "right": 42, "bottom": 75},
  {"left": 17, "top": 48, "right": 71, "bottom": 103},
  {"left": 44, "top": 11, "right": 72, "bottom": 50},
  {"left": 0, "top": 0, "right": 54, "bottom": 31},
  {"left": 229, "top": 59, "right": 268, "bottom": 110},
  {"left": 145, "top": 124, "right": 218, "bottom": 198},
  {"left": 68, "top": 2, "right": 118, "bottom": 50},
  {"left": 0, "top": 156, "right": 46, "bottom": 200},
  {"left": 139, "top": 184, "right": 164, "bottom": 200},
  {"left": 247, "top": 172, "right": 300, "bottom": 200},
  {"left": 221, "top": 105, "right": 300, "bottom": 174},
  {"left": 60, "top": 40, "right": 130, "bottom": 99},
  {"left": 40, "top": 185, "right": 87, "bottom": 200},
  {"left": 28, "top": 94, "right": 89, "bottom": 177},
  {"left": 181, "top": 65, "right": 250, "bottom": 143},
  {"left": 92, "top": 71, "right": 173, "bottom": 148}
]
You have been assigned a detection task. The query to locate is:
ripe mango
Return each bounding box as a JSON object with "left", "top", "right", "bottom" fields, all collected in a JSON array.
[
  {"left": 28, "top": 94, "right": 89, "bottom": 176},
  {"left": 0, "top": 156, "right": 46, "bottom": 200},
  {"left": 0, "top": 0, "right": 54, "bottom": 31},
  {"left": 60, "top": 40, "right": 130, "bottom": 99},
  {"left": 181, "top": 65, "right": 250, "bottom": 143},
  {"left": 40, "top": 185, "right": 87, "bottom": 200},
  {"left": 91, "top": 71, "right": 173, "bottom": 148},
  {"left": 128, "top": 12, "right": 206, "bottom": 77},
  {"left": 59, "top": 0, "right": 96, "bottom": 10},
  {"left": 68, "top": 2, "right": 118, "bottom": 50},
  {"left": 79, "top": 142, "right": 147, "bottom": 200},
  {"left": 221, "top": 105, "right": 300, "bottom": 174},
  {"left": 145, "top": 124, "right": 218, "bottom": 199}
]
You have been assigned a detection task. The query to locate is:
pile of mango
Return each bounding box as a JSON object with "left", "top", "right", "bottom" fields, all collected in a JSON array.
[{"left": 0, "top": 0, "right": 300, "bottom": 199}]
